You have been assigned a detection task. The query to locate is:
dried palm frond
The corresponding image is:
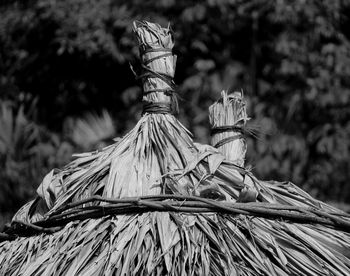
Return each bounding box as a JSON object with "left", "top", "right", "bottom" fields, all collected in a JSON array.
[{"left": 1, "top": 21, "right": 350, "bottom": 276}]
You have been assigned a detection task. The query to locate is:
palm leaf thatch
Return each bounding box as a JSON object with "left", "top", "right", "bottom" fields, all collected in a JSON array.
[{"left": 1, "top": 21, "right": 350, "bottom": 276}]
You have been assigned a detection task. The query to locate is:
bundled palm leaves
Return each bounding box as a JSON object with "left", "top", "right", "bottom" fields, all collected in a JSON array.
[
  {"left": 1, "top": 21, "right": 350, "bottom": 276},
  {"left": 209, "top": 90, "right": 250, "bottom": 166}
]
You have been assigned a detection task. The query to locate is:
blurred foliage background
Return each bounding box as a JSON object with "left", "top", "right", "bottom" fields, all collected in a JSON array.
[{"left": 0, "top": 0, "right": 350, "bottom": 226}]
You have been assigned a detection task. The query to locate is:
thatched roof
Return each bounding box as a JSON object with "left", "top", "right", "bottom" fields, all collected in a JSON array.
[{"left": 1, "top": 20, "right": 350, "bottom": 276}]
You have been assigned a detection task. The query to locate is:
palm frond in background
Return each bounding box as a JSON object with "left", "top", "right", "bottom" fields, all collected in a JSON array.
[
  {"left": 0, "top": 102, "right": 42, "bottom": 218},
  {"left": 0, "top": 102, "right": 38, "bottom": 159},
  {"left": 64, "top": 110, "right": 115, "bottom": 150},
  {"left": 0, "top": 102, "right": 117, "bottom": 229}
]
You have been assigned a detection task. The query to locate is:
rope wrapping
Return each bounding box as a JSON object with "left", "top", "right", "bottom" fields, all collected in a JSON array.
[
  {"left": 210, "top": 125, "right": 245, "bottom": 135},
  {"left": 142, "top": 102, "right": 173, "bottom": 114},
  {"left": 211, "top": 125, "right": 246, "bottom": 148},
  {"left": 213, "top": 134, "right": 244, "bottom": 148}
]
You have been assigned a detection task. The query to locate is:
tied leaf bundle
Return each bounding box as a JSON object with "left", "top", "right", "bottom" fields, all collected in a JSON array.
[
  {"left": 133, "top": 21, "right": 178, "bottom": 114},
  {"left": 209, "top": 90, "right": 249, "bottom": 166}
]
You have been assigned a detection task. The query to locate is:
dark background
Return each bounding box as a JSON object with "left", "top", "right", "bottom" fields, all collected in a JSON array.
[{"left": 1, "top": 0, "right": 350, "bottom": 227}]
